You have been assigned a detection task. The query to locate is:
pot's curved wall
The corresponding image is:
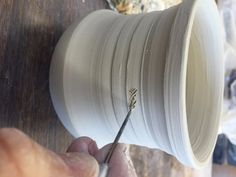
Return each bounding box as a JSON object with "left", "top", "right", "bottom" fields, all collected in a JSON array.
[{"left": 49, "top": 0, "right": 224, "bottom": 168}]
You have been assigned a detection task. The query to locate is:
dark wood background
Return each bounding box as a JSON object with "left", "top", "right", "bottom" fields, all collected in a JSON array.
[
  {"left": 0, "top": 0, "right": 210, "bottom": 176},
  {"left": 0, "top": 0, "right": 109, "bottom": 152}
]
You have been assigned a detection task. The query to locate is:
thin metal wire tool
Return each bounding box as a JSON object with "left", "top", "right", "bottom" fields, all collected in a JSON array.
[{"left": 98, "top": 88, "right": 137, "bottom": 177}]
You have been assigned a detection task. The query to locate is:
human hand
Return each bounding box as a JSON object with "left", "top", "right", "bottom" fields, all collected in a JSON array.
[{"left": 0, "top": 128, "right": 137, "bottom": 177}]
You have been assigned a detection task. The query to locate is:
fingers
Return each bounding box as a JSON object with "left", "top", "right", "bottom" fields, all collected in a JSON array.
[
  {"left": 67, "top": 136, "right": 99, "bottom": 156},
  {"left": 59, "top": 152, "right": 99, "bottom": 177},
  {"left": 0, "top": 128, "right": 137, "bottom": 177},
  {"left": 63, "top": 136, "right": 100, "bottom": 176},
  {"left": 95, "top": 144, "right": 137, "bottom": 177},
  {"left": 0, "top": 128, "right": 99, "bottom": 177},
  {"left": 0, "top": 128, "right": 71, "bottom": 177},
  {"left": 68, "top": 138, "right": 138, "bottom": 177}
]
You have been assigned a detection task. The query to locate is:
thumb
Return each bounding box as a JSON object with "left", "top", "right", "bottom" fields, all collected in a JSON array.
[{"left": 60, "top": 152, "right": 99, "bottom": 177}]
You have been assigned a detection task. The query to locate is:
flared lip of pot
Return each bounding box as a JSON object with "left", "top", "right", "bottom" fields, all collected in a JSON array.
[{"left": 164, "top": 0, "right": 222, "bottom": 168}]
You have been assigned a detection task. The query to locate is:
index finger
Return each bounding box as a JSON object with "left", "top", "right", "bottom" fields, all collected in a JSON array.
[{"left": 95, "top": 144, "right": 137, "bottom": 177}]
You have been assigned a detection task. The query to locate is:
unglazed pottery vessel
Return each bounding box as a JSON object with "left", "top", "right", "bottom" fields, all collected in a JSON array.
[{"left": 50, "top": 0, "right": 224, "bottom": 168}]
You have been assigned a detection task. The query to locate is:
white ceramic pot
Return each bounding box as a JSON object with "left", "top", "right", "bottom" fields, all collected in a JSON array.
[{"left": 50, "top": 0, "right": 224, "bottom": 168}]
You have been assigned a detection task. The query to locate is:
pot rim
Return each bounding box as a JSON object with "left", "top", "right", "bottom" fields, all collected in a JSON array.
[{"left": 164, "top": 0, "right": 223, "bottom": 168}]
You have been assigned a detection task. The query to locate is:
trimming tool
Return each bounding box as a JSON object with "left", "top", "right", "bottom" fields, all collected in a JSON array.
[{"left": 98, "top": 88, "right": 137, "bottom": 177}]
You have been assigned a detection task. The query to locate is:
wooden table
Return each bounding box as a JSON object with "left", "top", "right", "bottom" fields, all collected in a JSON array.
[
  {"left": 0, "top": 0, "right": 109, "bottom": 152},
  {"left": 0, "top": 0, "right": 211, "bottom": 176}
]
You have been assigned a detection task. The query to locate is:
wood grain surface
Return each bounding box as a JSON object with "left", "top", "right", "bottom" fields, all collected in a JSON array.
[
  {"left": 0, "top": 0, "right": 109, "bottom": 152},
  {"left": 0, "top": 0, "right": 211, "bottom": 176}
]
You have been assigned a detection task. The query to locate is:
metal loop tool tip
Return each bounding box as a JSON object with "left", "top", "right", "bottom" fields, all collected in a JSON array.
[{"left": 98, "top": 88, "right": 137, "bottom": 177}]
